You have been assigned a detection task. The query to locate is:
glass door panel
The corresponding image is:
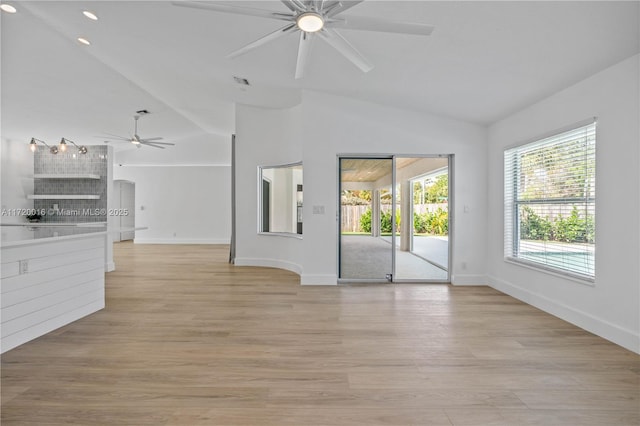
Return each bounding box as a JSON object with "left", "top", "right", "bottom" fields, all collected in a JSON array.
[
  {"left": 339, "top": 157, "right": 394, "bottom": 281},
  {"left": 393, "top": 156, "right": 450, "bottom": 281}
]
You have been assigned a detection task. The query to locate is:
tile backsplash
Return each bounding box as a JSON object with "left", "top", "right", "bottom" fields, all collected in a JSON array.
[{"left": 33, "top": 145, "right": 108, "bottom": 223}]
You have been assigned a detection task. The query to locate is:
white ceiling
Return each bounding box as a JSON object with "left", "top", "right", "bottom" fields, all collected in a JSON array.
[{"left": 1, "top": 1, "right": 638, "bottom": 159}]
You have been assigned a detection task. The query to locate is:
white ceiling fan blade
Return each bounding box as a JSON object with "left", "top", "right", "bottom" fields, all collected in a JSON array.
[
  {"left": 141, "top": 142, "right": 167, "bottom": 149},
  {"left": 228, "top": 23, "right": 297, "bottom": 58},
  {"left": 324, "top": 0, "right": 364, "bottom": 18},
  {"left": 281, "top": 0, "right": 306, "bottom": 13},
  {"left": 100, "top": 133, "right": 131, "bottom": 141},
  {"left": 321, "top": 1, "right": 342, "bottom": 15},
  {"left": 295, "top": 32, "right": 315, "bottom": 79},
  {"left": 172, "top": 1, "right": 294, "bottom": 22},
  {"left": 318, "top": 28, "right": 373, "bottom": 73},
  {"left": 140, "top": 137, "right": 164, "bottom": 141},
  {"left": 328, "top": 15, "right": 434, "bottom": 36},
  {"left": 141, "top": 140, "right": 175, "bottom": 146}
]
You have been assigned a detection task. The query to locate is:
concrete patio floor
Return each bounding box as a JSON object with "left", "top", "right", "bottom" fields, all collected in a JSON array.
[{"left": 340, "top": 235, "right": 448, "bottom": 282}]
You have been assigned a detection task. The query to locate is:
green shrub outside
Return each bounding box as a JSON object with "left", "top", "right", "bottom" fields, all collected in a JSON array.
[
  {"left": 413, "top": 208, "right": 448, "bottom": 235},
  {"left": 359, "top": 207, "right": 448, "bottom": 235},
  {"left": 380, "top": 210, "right": 401, "bottom": 233},
  {"left": 360, "top": 208, "right": 372, "bottom": 233},
  {"left": 520, "top": 205, "right": 594, "bottom": 244}
]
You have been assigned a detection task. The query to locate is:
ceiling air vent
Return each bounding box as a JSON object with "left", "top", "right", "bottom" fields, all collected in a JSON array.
[{"left": 233, "top": 76, "right": 250, "bottom": 86}]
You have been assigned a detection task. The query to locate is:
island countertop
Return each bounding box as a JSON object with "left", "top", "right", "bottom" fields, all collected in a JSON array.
[
  {"left": 0, "top": 223, "right": 145, "bottom": 248},
  {"left": 1, "top": 223, "right": 107, "bottom": 248}
]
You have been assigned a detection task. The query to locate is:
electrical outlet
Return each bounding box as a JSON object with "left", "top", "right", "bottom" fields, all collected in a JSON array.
[
  {"left": 19, "top": 260, "right": 29, "bottom": 274},
  {"left": 312, "top": 205, "right": 325, "bottom": 215}
]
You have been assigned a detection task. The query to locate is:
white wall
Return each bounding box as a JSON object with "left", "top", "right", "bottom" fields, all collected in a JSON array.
[
  {"left": 113, "top": 165, "right": 231, "bottom": 244},
  {"left": 112, "top": 132, "right": 232, "bottom": 245},
  {"left": 486, "top": 54, "right": 640, "bottom": 353},
  {"left": 235, "top": 91, "right": 488, "bottom": 285},
  {"left": 113, "top": 133, "right": 231, "bottom": 166},
  {"left": 0, "top": 138, "right": 34, "bottom": 223},
  {"left": 235, "top": 105, "right": 304, "bottom": 274}
]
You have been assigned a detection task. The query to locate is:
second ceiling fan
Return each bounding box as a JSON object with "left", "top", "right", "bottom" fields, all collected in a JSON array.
[
  {"left": 172, "top": 0, "right": 434, "bottom": 79},
  {"left": 102, "top": 115, "right": 175, "bottom": 149}
]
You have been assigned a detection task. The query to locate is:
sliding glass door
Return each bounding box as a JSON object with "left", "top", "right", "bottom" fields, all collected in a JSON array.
[
  {"left": 339, "top": 157, "right": 394, "bottom": 281},
  {"left": 339, "top": 155, "right": 451, "bottom": 283},
  {"left": 393, "top": 157, "right": 449, "bottom": 281}
]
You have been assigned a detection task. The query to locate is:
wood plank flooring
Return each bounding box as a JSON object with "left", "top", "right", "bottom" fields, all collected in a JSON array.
[{"left": 2, "top": 243, "right": 638, "bottom": 425}]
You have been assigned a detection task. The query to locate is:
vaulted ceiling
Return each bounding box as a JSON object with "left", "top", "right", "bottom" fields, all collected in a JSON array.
[{"left": 2, "top": 1, "right": 638, "bottom": 159}]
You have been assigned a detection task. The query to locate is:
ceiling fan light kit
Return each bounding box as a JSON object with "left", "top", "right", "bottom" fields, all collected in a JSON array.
[
  {"left": 172, "top": 0, "right": 434, "bottom": 79},
  {"left": 297, "top": 12, "right": 324, "bottom": 32}
]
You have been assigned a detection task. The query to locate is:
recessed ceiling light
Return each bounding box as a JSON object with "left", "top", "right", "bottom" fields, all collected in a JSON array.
[
  {"left": 82, "top": 10, "right": 98, "bottom": 20},
  {"left": 0, "top": 3, "right": 17, "bottom": 13},
  {"left": 77, "top": 37, "right": 91, "bottom": 46}
]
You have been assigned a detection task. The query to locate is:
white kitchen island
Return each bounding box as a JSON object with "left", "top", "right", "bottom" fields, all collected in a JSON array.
[{"left": 1, "top": 224, "right": 108, "bottom": 353}]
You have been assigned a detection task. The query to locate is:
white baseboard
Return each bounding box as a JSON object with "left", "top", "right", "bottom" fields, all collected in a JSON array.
[
  {"left": 105, "top": 262, "right": 115, "bottom": 272},
  {"left": 301, "top": 274, "right": 338, "bottom": 285},
  {"left": 234, "top": 257, "right": 302, "bottom": 276},
  {"left": 488, "top": 275, "right": 640, "bottom": 354},
  {"left": 451, "top": 274, "right": 487, "bottom": 286},
  {"left": 133, "top": 238, "right": 230, "bottom": 245}
]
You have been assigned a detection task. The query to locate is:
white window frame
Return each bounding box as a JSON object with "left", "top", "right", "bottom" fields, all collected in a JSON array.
[{"left": 504, "top": 119, "right": 596, "bottom": 283}]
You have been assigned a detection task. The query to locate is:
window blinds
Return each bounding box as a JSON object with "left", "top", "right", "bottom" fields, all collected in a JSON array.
[{"left": 504, "top": 121, "right": 596, "bottom": 280}]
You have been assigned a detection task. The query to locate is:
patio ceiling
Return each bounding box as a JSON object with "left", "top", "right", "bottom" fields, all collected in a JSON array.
[
  {"left": 341, "top": 157, "right": 448, "bottom": 184},
  {"left": 341, "top": 158, "right": 420, "bottom": 183}
]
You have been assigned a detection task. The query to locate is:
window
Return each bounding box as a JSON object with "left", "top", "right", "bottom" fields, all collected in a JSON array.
[{"left": 504, "top": 121, "right": 596, "bottom": 281}]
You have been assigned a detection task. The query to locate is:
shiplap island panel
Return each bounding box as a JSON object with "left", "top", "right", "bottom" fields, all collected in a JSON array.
[{"left": 1, "top": 228, "right": 107, "bottom": 353}]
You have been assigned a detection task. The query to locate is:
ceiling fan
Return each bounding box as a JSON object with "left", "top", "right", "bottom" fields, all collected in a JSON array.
[
  {"left": 102, "top": 115, "right": 175, "bottom": 149},
  {"left": 172, "top": 0, "right": 434, "bottom": 79}
]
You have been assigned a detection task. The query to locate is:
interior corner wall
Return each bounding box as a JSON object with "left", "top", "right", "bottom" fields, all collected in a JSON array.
[
  {"left": 486, "top": 54, "right": 640, "bottom": 353},
  {"left": 112, "top": 165, "right": 231, "bottom": 244},
  {"left": 235, "top": 92, "right": 488, "bottom": 285}
]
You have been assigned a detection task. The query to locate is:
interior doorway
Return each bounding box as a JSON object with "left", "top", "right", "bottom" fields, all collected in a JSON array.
[{"left": 338, "top": 155, "right": 451, "bottom": 283}]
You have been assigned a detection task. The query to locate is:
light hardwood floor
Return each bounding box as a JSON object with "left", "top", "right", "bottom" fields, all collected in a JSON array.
[{"left": 2, "top": 243, "right": 638, "bottom": 425}]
